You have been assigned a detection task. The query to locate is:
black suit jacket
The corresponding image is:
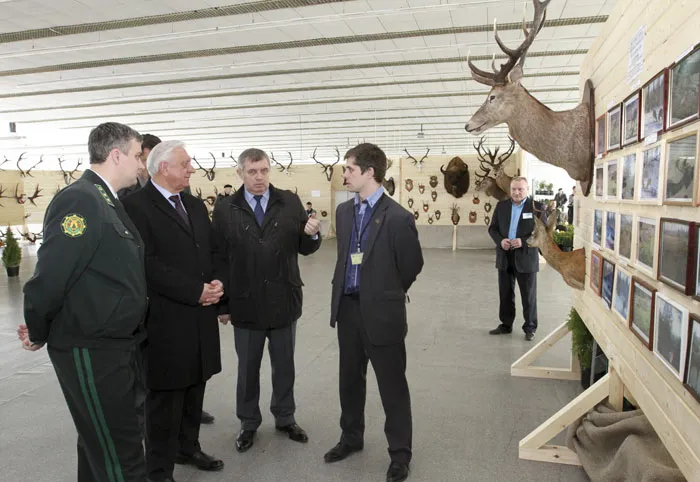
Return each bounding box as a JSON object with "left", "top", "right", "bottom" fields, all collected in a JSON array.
[
  {"left": 122, "top": 181, "right": 221, "bottom": 391},
  {"left": 488, "top": 197, "right": 542, "bottom": 274},
  {"left": 330, "top": 193, "right": 423, "bottom": 346}
]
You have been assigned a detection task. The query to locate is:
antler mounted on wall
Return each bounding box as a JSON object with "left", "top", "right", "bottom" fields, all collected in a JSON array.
[
  {"left": 473, "top": 136, "right": 515, "bottom": 200},
  {"left": 21, "top": 230, "right": 43, "bottom": 244},
  {"left": 13, "top": 184, "right": 25, "bottom": 204},
  {"left": 17, "top": 154, "right": 43, "bottom": 177},
  {"left": 0, "top": 184, "right": 8, "bottom": 207},
  {"left": 1, "top": 153, "right": 21, "bottom": 171},
  {"left": 58, "top": 157, "right": 83, "bottom": 185},
  {"left": 404, "top": 148, "right": 429, "bottom": 172},
  {"left": 311, "top": 147, "right": 341, "bottom": 182},
  {"left": 27, "top": 185, "right": 42, "bottom": 206},
  {"left": 464, "top": 0, "right": 594, "bottom": 196},
  {"left": 228, "top": 151, "right": 238, "bottom": 168},
  {"left": 270, "top": 152, "right": 294, "bottom": 176},
  {"left": 191, "top": 155, "right": 217, "bottom": 181}
]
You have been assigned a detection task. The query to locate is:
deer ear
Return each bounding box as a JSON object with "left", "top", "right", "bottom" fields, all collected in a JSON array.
[
  {"left": 508, "top": 63, "right": 524, "bottom": 84},
  {"left": 546, "top": 211, "right": 558, "bottom": 232}
]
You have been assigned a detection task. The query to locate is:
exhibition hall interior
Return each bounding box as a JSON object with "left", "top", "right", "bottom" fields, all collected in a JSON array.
[{"left": 1, "top": 0, "right": 699, "bottom": 481}]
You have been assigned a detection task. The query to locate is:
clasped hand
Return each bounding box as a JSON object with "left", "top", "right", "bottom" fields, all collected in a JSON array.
[
  {"left": 501, "top": 238, "right": 522, "bottom": 250},
  {"left": 200, "top": 280, "right": 224, "bottom": 306}
]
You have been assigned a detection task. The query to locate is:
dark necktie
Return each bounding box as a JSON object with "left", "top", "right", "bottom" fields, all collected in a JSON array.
[
  {"left": 169, "top": 195, "right": 189, "bottom": 225},
  {"left": 254, "top": 195, "right": 265, "bottom": 226}
]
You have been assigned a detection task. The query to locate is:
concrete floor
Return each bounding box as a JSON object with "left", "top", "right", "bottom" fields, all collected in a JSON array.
[{"left": 0, "top": 240, "right": 589, "bottom": 482}]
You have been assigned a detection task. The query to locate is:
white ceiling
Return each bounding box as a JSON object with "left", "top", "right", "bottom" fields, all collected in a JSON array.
[{"left": 0, "top": 0, "right": 616, "bottom": 169}]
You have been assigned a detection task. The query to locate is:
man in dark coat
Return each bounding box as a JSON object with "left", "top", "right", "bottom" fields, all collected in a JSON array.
[
  {"left": 19, "top": 122, "right": 149, "bottom": 481},
  {"left": 325, "top": 143, "right": 423, "bottom": 482},
  {"left": 487, "top": 176, "right": 543, "bottom": 341},
  {"left": 211, "top": 148, "right": 322, "bottom": 453},
  {"left": 122, "top": 140, "right": 224, "bottom": 482},
  {"left": 117, "top": 133, "right": 161, "bottom": 198}
]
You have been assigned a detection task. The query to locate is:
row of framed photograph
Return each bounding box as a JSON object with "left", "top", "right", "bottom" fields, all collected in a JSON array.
[
  {"left": 589, "top": 252, "right": 700, "bottom": 403},
  {"left": 592, "top": 213, "right": 699, "bottom": 298},
  {"left": 595, "top": 42, "right": 700, "bottom": 157},
  {"left": 594, "top": 130, "right": 699, "bottom": 205}
]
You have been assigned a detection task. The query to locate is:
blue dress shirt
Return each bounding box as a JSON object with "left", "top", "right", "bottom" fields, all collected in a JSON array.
[
  {"left": 344, "top": 187, "right": 385, "bottom": 294},
  {"left": 244, "top": 188, "right": 270, "bottom": 212},
  {"left": 508, "top": 199, "right": 526, "bottom": 239}
]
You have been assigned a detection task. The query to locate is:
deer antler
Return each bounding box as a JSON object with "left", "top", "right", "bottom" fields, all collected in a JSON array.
[
  {"left": 270, "top": 152, "right": 284, "bottom": 172},
  {"left": 228, "top": 151, "right": 238, "bottom": 168},
  {"left": 311, "top": 148, "right": 339, "bottom": 181},
  {"left": 21, "top": 230, "right": 43, "bottom": 244},
  {"left": 0, "top": 184, "right": 7, "bottom": 207},
  {"left": 404, "top": 149, "right": 418, "bottom": 164},
  {"left": 17, "top": 154, "right": 43, "bottom": 177},
  {"left": 468, "top": 0, "right": 550, "bottom": 86},
  {"left": 27, "top": 185, "right": 42, "bottom": 206},
  {"left": 0, "top": 154, "right": 17, "bottom": 171},
  {"left": 13, "top": 184, "right": 25, "bottom": 204}
]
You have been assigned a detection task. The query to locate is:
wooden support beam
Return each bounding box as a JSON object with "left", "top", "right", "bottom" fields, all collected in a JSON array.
[
  {"left": 519, "top": 373, "right": 611, "bottom": 466},
  {"left": 452, "top": 224, "right": 457, "bottom": 251},
  {"left": 510, "top": 320, "right": 579, "bottom": 380},
  {"left": 608, "top": 367, "right": 625, "bottom": 412}
]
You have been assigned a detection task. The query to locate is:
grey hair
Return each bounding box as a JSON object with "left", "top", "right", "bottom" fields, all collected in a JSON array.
[
  {"left": 147, "top": 140, "right": 187, "bottom": 176},
  {"left": 88, "top": 122, "right": 142, "bottom": 164},
  {"left": 510, "top": 176, "right": 529, "bottom": 185},
  {"left": 237, "top": 148, "right": 271, "bottom": 170}
]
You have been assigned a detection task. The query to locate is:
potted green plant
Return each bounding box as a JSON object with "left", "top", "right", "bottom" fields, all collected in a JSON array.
[
  {"left": 2, "top": 227, "right": 21, "bottom": 277},
  {"left": 567, "top": 307, "right": 593, "bottom": 389},
  {"left": 554, "top": 225, "right": 574, "bottom": 252}
]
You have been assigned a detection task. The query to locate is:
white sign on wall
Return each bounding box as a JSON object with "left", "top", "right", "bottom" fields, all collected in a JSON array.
[
  {"left": 311, "top": 190, "right": 321, "bottom": 197},
  {"left": 628, "top": 25, "right": 645, "bottom": 85}
]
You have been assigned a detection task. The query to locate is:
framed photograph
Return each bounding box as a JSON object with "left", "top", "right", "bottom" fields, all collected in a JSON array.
[
  {"left": 640, "top": 145, "right": 661, "bottom": 201},
  {"left": 641, "top": 70, "right": 667, "bottom": 139},
  {"left": 618, "top": 213, "right": 634, "bottom": 261},
  {"left": 605, "top": 211, "right": 616, "bottom": 251},
  {"left": 667, "top": 45, "right": 700, "bottom": 130},
  {"left": 629, "top": 277, "right": 656, "bottom": 349},
  {"left": 607, "top": 104, "right": 622, "bottom": 151},
  {"left": 595, "top": 165, "right": 604, "bottom": 199},
  {"left": 593, "top": 209, "right": 603, "bottom": 247},
  {"left": 636, "top": 217, "right": 657, "bottom": 275},
  {"left": 602, "top": 258, "right": 615, "bottom": 309},
  {"left": 596, "top": 114, "right": 607, "bottom": 157},
  {"left": 653, "top": 292, "right": 689, "bottom": 381},
  {"left": 684, "top": 315, "right": 700, "bottom": 403},
  {"left": 606, "top": 159, "right": 618, "bottom": 199},
  {"left": 657, "top": 218, "right": 697, "bottom": 294},
  {"left": 622, "top": 91, "right": 641, "bottom": 146},
  {"left": 621, "top": 153, "right": 636, "bottom": 200},
  {"left": 590, "top": 250, "right": 603, "bottom": 296},
  {"left": 664, "top": 133, "right": 697, "bottom": 205},
  {"left": 613, "top": 265, "right": 632, "bottom": 323}
]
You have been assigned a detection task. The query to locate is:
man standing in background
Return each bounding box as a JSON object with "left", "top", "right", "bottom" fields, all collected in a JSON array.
[{"left": 118, "top": 133, "right": 161, "bottom": 198}]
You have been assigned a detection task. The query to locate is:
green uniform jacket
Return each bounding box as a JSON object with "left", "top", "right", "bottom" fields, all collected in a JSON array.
[{"left": 23, "top": 169, "right": 148, "bottom": 349}]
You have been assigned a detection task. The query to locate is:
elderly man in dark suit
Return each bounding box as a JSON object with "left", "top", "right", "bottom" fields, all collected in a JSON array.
[
  {"left": 487, "top": 176, "right": 543, "bottom": 341},
  {"left": 325, "top": 143, "right": 423, "bottom": 482},
  {"left": 211, "top": 148, "right": 322, "bottom": 453},
  {"left": 122, "top": 140, "right": 224, "bottom": 482}
]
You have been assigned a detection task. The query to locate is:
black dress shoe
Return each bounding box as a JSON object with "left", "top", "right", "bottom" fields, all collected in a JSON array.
[
  {"left": 174, "top": 450, "right": 224, "bottom": 471},
  {"left": 489, "top": 325, "right": 512, "bottom": 335},
  {"left": 200, "top": 410, "right": 215, "bottom": 424},
  {"left": 236, "top": 429, "right": 256, "bottom": 453},
  {"left": 386, "top": 461, "right": 410, "bottom": 482},
  {"left": 275, "top": 423, "right": 309, "bottom": 443},
  {"left": 323, "top": 442, "right": 363, "bottom": 463},
  {"left": 525, "top": 332, "right": 535, "bottom": 341},
  {"left": 147, "top": 478, "right": 176, "bottom": 482}
]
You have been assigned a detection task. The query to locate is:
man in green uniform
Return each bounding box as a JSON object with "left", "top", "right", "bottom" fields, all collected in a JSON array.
[{"left": 18, "top": 122, "right": 150, "bottom": 482}]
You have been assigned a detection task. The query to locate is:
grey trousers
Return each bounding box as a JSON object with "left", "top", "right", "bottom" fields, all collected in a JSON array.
[{"left": 233, "top": 322, "right": 297, "bottom": 431}]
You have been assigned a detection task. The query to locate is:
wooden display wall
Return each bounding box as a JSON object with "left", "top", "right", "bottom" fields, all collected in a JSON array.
[{"left": 560, "top": 0, "right": 700, "bottom": 478}]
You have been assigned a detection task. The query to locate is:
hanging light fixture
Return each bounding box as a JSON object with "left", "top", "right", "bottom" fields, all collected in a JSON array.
[{"left": 416, "top": 124, "right": 424, "bottom": 139}]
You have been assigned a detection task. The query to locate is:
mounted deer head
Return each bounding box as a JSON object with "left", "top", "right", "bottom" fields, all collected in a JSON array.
[
  {"left": 434, "top": 210, "right": 441, "bottom": 220},
  {"left": 58, "top": 157, "right": 83, "bottom": 185},
  {"left": 472, "top": 193, "right": 480, "bottom": 204},
  {"left": 429, "top": 175, "right": 438, "bottom": 188},
  {"left": 270, "top": 151, "right": 293, "bottom": 176},
  {"left": 484, "top": 215, "right": 491, "bottom": 225},
  {"left": 413, "top": 210, "right": 420, "bottom": 220},
  {"left": 404, "top": 148, "right": 429, "bottom": 172},
  {"left": 27, "top": 185, "right": 42, "bottom": 206},
  {"left": 473, "top": 136, "right": 517, "bottom": 195},
  {"left": 484, "top": 201, "right": 492, "bottom": 213},
  {"left": 526, "top": 207, "right": 585, "bottom": 290},
  {"left": 469, "top": 211, "right": 477, "bottom": 223},
  {"left": 431, "top": 190, "right": 438, "bottom": 202},
  {"left": 427, "top": 214, "right": 434, "bottom": 225},
  {"left": 195, "top": 188, "right": 203, "bottom": 200},
  {"left": 405, "top": 179, "right": 414, "bottom": 192},
  {"left": 17, "top": 154, "right": 43, "bottom": 177},
  {"left": 311, "top": 147, "right": 341, "bottom": 182},
  {"left": 422, "top": 201, "right": 429, "bottom": 212},
  {"left": 450, "top": 204, "right": 460, "bottom": 225},
  {"left": 382, "top": 177, "right": 396, "bottom": 196},
  {"left": 21, "top": 230, "right": 43, "bottom": 244},
  {"left": 407, "top": 198, "right": 414, "bottom": 208},
  {"left": 440, "top": 157, "right": 470, "bottom": 198},
  {"left": 191, "top": 155, "right": 216, "bottom": 181},
  {"left": 464, "top": 0, "right": 594, "bottom": 195},
  {"left": 321, "top": 210, "right": 328, "bottom": 217},
  {"left": 418, "top": 183, "right": 425, "bottom": 194}
]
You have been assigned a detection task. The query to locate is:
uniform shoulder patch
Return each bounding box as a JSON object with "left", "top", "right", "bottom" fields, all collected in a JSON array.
[
  {"left": 61, "top": 213, "right": 87, "bottom": 238},
  {"left": 94, "top": 184, "right": 115, "bottom": 207}
]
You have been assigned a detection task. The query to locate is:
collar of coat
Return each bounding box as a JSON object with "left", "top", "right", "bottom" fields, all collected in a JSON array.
[{"left": 230, "top": 183, "right": 285, "bottom": 211}]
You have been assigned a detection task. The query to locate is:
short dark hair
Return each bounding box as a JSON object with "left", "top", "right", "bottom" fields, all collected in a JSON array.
[
  {"left": 142, "top": 134, "right": 161, "bottom": 151},
  {"left": 344, "top": 143, "right": 387, "bottom": 183},
  {"left": 306, "top": 202, "right": 312, "bottom": 206},
  {"left": 238, "top": 148, "right": 270, "bottom": 169},
  {"left": 88, "top": 122, "right": 142, "bottom": 165},
  {"left": 224, "top": 184, "right": 232, "bottom": 188}
]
